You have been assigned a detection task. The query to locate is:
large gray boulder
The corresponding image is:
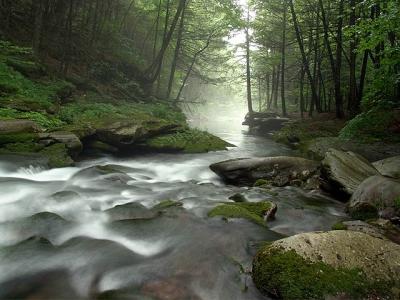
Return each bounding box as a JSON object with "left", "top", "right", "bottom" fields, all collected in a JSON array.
[
  {"left": 373, "top": 156, "right": 400, "bottom": 179},
  {"left": 348, "top": 175, "right": 400, "bottom": 221},
  {"left": 321, "top": 149, "right": 379, "bottom": 198},
  {"left": 253, "top": 231, "right": 400, "bottom": 299},
  {"left": 210, "top": 156, "right": 319, "bottom": 186}
]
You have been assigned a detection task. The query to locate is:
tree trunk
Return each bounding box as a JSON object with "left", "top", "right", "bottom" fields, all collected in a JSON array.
[
  {"left": 166, "top": 0, "right": 187, "bottom": 99},
  {"left": 281, "top": 0, "right": 287, "bottom": 117},
  {"left": 289, "top": 0, "right": 319, "bottom": 117},
  {"left": 245, "top": 5, "right": 253, "bottom": 115}
]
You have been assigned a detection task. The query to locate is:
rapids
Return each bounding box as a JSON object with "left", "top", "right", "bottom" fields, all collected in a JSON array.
[{"left": 0, "top": 117, "right": 345, "bottom": 299}]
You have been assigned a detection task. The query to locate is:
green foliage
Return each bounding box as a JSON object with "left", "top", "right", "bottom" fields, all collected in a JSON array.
[
  {"left": 146, "top": 128, "right": 231, "bottom": 153},
  {"left": 208, "top": 201, "right": 273, "bottom": 226},
  {"left": 332, "top": 222, "right": 348, "bottom": 231},
  {"left": 339, "top": 105, "right": 399, "bottom": 143},
  {"left": 253, "top": 248, "right": 393, "bottom": 299},
  {"left": 0, "top": 61, "right": 63, "bottom": 112},
  {"left": 0, "top": 108, "right": 64, "bottom": 129}
]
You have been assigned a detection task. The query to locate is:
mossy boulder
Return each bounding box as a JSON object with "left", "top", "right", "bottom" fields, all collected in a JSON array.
[
  {"left": 208, "top": 201, "right": 277, "bottom": 226},
  {"left": 95, "top": 119, "right": 180, "bottom": 149},
  {"left": 38, "top": 143, "right": 74, "bottom": 168},
  {"left": 253, "top": 231, "right": 400, "bottom": 299},
  {"left": 145, "top": 129, "right": 233, "bottom": 153},
  {"left": 321, "top": 149, "right": 379, "bottom": 198},
  {"left": 210, "top": 156, "right": 319, "bottom": 187},
  {"left": 348, "top": 175, "right": 400, "bottom": 221}
]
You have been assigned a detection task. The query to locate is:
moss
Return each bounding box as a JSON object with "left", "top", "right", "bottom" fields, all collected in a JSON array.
[
  {"left": 39, "top": 143, "right": 73, "bottom": 168},
  {"left": 339, "top": 105, "right": 400, "bottom": 143},
  {"left": 146, "top": 129, "right": 232, "bottom": 153},
  {"left": 208, "top": 202, "right": 272, "bottom": 227},
  {"left": 254, "top": 179, "right": 271, "bottom": 187},
  {"left": 273, "top": 119, "right": 345, "bottom": 147},
  {"left": 0, "top": 132, "right": 38, "bottom": 145},
  {"left": 332, "top": 222, "right": 348, "bottom": 231},
  {"left": 152, "top": 200, "right": 183, "bottom": 210},
  {"left": 2, "top": 142, "right": 44, "bottom": 153},
  {"left": 252, "top": 247, "right": 393, "bottom": 299}
]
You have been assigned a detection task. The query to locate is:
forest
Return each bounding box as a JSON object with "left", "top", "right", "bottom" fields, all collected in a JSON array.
[{"left": 0, "top": 0, "right": 399, "bottom": 299}]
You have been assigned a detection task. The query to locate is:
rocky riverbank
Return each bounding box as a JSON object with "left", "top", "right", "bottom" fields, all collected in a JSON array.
[
  {"left": 211, "top": 115, "right": 400, "bottom": 299},
  {"left": 0, "top": 41, "right": 232, "bottom": 167}
]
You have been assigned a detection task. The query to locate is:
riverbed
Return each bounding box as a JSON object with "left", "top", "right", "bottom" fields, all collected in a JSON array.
[{"left": 0, "top": 119, "right": 346, "bottom": 299}]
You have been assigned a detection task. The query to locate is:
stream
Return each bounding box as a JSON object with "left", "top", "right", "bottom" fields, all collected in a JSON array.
[{"left": 0, "top": 117, "right": 346, "bottom": 300}]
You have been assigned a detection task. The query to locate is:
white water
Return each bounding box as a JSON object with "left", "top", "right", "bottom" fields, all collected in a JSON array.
[{"left": 0, "top": 122, "right": 345, "bottom": 299}]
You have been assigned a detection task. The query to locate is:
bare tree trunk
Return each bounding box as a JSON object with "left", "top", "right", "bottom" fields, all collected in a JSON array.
[
  {"left": 281, "top": 0, "right": 287, "bottom": 116},
  {"left": 245, "top": 5, "right": 253, "bottom": 116},
  {"left": 289, "top": 0, "right": 319, "bottom": 117},
  {"left": 166, "top": 0, "right": 187, "bottom": 99}
]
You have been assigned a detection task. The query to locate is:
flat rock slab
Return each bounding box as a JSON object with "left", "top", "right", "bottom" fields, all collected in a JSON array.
[
  {"left": 373, "top": 156, "right": 400, "bottom": 179},
  {"left": 210, "top": 156, "right": 319, "bottom": 186},
  {"left": 321, "top": 149, "right": 379, "bottom": 198}
]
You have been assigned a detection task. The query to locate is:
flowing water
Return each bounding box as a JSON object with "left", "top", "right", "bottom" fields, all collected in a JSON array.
[{"left": 0, "top": 117, "right": 346, "bottom": 300}]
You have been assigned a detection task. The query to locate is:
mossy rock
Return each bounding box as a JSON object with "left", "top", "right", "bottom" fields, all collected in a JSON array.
[
  {"left": 228, "top": 193, "right": 247, "bottom": 203},
  {"left": 146, "top": 129, "right": 233, "bottom": 153},
  {"left": 39, "top": 143, "right": 74, "bottom": 168},
  {"left": 0, "top": 132, "right": 38, "bottom": 145},
  {"left": 208, "top": 201, "right": 275, "bottom": 227},
  {"left": 331, "top": 222, "right": 348, "bottom": 230},
  {"left": 253, "top": 248, "right": 393, "bottom": 299}
]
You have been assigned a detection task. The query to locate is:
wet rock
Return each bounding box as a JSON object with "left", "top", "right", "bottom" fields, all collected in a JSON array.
[
  {"left": 347, "top": 175, "right": 400, "bottom": 221},
  {"left": 141, "top": 277, "right": 200, "bottom": 300},
  {"left": 96, "top": 120, "right": 179, "bottom": 149},
  {"left": 106, "top": 202, "right": 158, "bottom": 221},
  {"left": 39, "top": 131, "right": 82, "bottom": 158},
  {"left": 373, "top": 155, "right": 400, "bottom": 179},
  {"left": 210, "top": 156, "right": 319, "bottom": 188},
  {"left": 320, "top": 149, "right": 379, "bottom": 198},
  {"left": 339, "top": 220, "right": 387, "bottom": 240},
  {"left": 208, "top": 201, "right": 276, "bottom": 226},
  {"left": 86, "top": 140, "right": 119, "bottom": 154},
  {"left": 71, "top": 165, "right": 133, "bottom": 183},
  {"left": 229, "top": 193, "right": 247, "bottom": 202},
  {"left": 0, "top": 269, "right": 79, "bottom": 300},
  {"left": 253, "top": 231, "right": 400, "bottom": 299},
  {"left": 243, "top": 112, "right": 289, "bottom": 132},
  {"left": 304, "top": 137, "right": 400, "bottom": 162}
]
